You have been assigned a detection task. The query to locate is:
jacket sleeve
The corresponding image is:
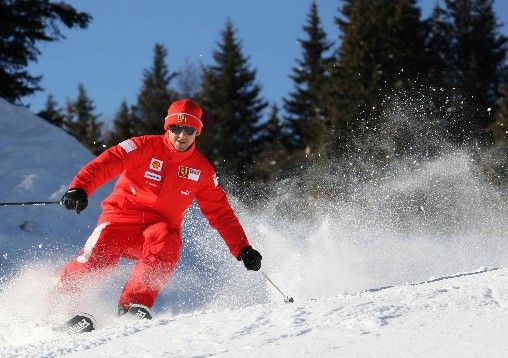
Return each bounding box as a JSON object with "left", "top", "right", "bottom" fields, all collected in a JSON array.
[
  {"left": 195, "top": 167, "right": 250, "bottom": 259},
  {"left": 69, "top": 137, "right": 147, "bottom": 197}
]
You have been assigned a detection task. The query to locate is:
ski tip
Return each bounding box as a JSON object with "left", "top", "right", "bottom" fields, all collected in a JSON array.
[
  {"left": 284, "top": 297, "right": 294, "bottom": 303},
  {"left": 80, "top": 312, "right": 97, "bottom": 326},
  {"left": 54, "top": 312, "right": 97, "bottom": 334}
]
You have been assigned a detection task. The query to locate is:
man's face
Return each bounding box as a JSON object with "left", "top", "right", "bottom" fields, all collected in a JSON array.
[{"left": 167, "top": 125, "right": 197, "bottom": 151}]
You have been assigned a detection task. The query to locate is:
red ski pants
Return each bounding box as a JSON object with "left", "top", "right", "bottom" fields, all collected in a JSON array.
[{"left": 59, "top": 221, "right": 182, "bottom": 308}]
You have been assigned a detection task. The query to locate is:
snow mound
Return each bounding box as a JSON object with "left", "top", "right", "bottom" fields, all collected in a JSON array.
[{"left": 0, "top": 98, "right": 112, "bottom": 272}]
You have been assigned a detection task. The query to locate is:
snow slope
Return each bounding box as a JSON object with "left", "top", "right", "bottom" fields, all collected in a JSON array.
[
  {"left": 0, "top": 267, "right": 506, "bottom": 357},
  {"left": 0, "top": 97, "right": 111, "bottom": 272},
  {"left": 0, "top": 98, "right": 507, "bottom": 357}
]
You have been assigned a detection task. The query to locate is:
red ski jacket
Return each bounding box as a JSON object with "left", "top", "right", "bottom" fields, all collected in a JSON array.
[{"left": 69, "top": 134, "right": 250, "bottom": 258}]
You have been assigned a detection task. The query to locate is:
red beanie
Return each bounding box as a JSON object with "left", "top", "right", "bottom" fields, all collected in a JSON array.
[{"left": 164, "top": 99, "right": 203, "bottom": 135}]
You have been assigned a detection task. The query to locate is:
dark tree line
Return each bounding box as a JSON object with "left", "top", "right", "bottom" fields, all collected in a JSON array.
[{"left": 2, "top": 0, "right": 508, "bottom": 183}]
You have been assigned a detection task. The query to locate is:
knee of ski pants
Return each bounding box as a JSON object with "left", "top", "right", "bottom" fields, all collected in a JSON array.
[{"left": 141, "top": 222, "right": 182, "bottom": 264}]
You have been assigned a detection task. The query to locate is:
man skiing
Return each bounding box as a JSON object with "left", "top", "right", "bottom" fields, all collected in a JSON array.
[{"left": 58, "top": 98, "right": 262, "bottom": 320}]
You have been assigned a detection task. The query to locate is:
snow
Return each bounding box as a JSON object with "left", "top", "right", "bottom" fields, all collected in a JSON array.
[
  {"left": 0, "top": 98, "right": 507, "bottom": 356},
  {"left": 1, "top": 267, "right": 506, "bottom": 357},
  {"left": 0, "top": 98, "right": 112, "bottom": 268}
]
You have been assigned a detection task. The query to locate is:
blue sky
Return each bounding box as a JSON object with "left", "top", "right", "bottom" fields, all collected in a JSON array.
[{"left": 26, "top": 0, "right": 508, "bottom": 126}]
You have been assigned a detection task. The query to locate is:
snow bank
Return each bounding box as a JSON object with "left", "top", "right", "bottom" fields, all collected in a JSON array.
[{"left": 0, "top": 98, "right": 112, "bottom": 272}]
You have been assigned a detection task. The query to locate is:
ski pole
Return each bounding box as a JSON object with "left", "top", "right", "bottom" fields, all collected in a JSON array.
[
  {"left": 261, "top": 271, "right": 294, "bottom": 303},
  {"left": 0, "top": 201, "right": 61, "bottom": 207}
]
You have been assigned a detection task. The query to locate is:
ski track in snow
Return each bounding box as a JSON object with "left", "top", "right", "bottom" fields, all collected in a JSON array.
[{"left": 0, "top": 267, "right": 506, "bottom": 358}]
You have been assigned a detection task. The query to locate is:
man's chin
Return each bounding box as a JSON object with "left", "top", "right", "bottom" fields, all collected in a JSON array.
[{"left": 175, "top": 143, "right": 190, "bottom": 151}]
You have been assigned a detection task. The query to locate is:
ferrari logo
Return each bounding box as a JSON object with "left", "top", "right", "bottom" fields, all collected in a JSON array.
[
  {"left": 178, "top": 114, "right": 186, "bottom": 123},
  {"left": 179, "top": 166, "right": 189, "bottom": 177},
  {"left": 178, "top": 166, "right": 201, "bottom": 181}
]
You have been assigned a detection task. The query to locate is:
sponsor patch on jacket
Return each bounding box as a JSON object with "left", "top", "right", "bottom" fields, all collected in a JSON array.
[
  {"left": 119, "top": 139, "right": 137, "bottom": 153},
  {"left": 178, "top": 166, "right": 201, "bottom": 181},
  {"left": 212, "top": 173, "right": 219, "bottom": 187},
  {"left": 144, "top": 171, "right": 162, "bottom": 182},
  {"left": 149, "top": 158, "right": 163, "bottom": 172}
]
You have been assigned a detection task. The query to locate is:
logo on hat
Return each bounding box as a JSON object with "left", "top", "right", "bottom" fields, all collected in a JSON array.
[{"left": 164, "top": 99, "right": 204, "bottom": 134}]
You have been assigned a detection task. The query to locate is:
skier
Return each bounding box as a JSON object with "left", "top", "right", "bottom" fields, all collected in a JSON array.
[{"left": 58, "top": 98, "right": 262, "bottom": 321}]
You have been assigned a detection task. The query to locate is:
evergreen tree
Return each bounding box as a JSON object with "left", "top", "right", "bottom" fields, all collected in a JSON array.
[
  {"left": 491, "top": 85, "right": 508, "bottom": 147},
  {"left": 65, "top": 83, "right": 103, "bottom": 155},
  {"left": 259, "top": 104, "right": 284, "bottom": 147},
  {"left": 199, "top": 19, "right": 267, "bottom": 179},
  {"left": 422, "top": 3, "right": 455, "bottom": 117},
  {"left": 283, "top": 1, "right": 333, "bottom": 154},
  {"left": 254, "top": 104, "right": 290, "bottom": 181},
  {"left": 0, "top": 0, "right": 91, "bottom": 103},
  {"left": 133, "top": 43, "right": 178, "bottom": 135},
  {"left": 330, "top": 0, "right": 426, "bottom": 152},
  {"left": 443, "top": 0, "right": 508, "bottom": 143},
  {"left": 106, "top": 100, "right": 136, "bottom": 147},
  {"left": 37, "top": 94, "right": 64, "bottom": 127}
]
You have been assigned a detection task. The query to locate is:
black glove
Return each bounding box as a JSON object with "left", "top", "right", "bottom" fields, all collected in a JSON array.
[
  {"left": 238, "top": 246, "right": 262, "bottom": 271},
  {"left": 61, "top": 188, "right": 88, "bottom": 214}
]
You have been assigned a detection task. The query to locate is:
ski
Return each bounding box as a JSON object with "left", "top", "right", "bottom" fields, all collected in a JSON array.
[
  {"left": 54, "top": 312, "right": 97, "bottom": 334},
  {"left": 118, "top": 303, "right": 153, "bottom": 321},
  {"left": 54, "top": 304, "right": 152, "bottom": 334}
]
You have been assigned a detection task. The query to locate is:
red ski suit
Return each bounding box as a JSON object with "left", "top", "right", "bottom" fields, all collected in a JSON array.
[{"left": 59, "top": 134, "right": 250, "bottom": 308}]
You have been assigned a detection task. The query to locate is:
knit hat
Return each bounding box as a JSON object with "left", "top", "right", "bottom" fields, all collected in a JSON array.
[{"left": 164, "top": 99, "right": 203, "bottom": 135}]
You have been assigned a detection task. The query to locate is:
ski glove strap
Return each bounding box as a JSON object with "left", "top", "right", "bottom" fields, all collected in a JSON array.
[
  {"left": 61, "top": 188, "right": 88, "bottom": 214},
  {"left": 238, "top": 246, "right": 262, "bottom": 271}
]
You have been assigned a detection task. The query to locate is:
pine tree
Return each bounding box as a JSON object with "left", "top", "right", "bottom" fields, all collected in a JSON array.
[
  {"left": 105, "top": 100, "right": 136, "bottom": 147},
  {"left": 199, "top": 19, "right": 267, "bottom": 180},
  {"left": 443, "top": 0, "right": 508, "bottom": 143},
  {"left": 37, "top": 94, "right": 64, "bottom": 127},
  {"left": 64, "top": 83, "right": 103, "bottom": 155},
  {"left": 133, "top": 43, "right": 178, "bottom": 135},
  {"left": 283, "top": 1, "right": 333, "bottom": 154},
  {"left": 0, "top": 0, "right": 91, "bottom": 103},
  {"left": 422, "top": 3, "right": 455, "bottom": 117},
  {"left": 260, "top": 104, "right": 284, "bottom": 147},
  {"left": 391, "top": 0, "right": 428, "bottom": 80},
  {"left": 330, "top": 0, "right": 426, "bottom": 152},
  {"left": 254, "top": 104, "right": 287, "bottom": 177},
  {"left": 253, "top": 104, "right": 292, "bottom": 181},
  {"left": 491, "top": 85, "right": 508, "bottom": 147}
]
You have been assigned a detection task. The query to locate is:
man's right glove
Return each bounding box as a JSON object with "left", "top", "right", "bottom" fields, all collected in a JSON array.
[
  {"left": 238, "top": 246, "right": 262, "bottom": 271},
  {"left": 61, "top": 188, "right": 88, "bottom": 214}
]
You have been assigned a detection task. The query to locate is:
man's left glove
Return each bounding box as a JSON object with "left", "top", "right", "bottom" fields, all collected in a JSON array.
[
  {"left": 238, "top": 246, "right": 262, "bottom": 271},
  {"left": 61, "top": 188, "right": 88, "bottom": 214}
]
